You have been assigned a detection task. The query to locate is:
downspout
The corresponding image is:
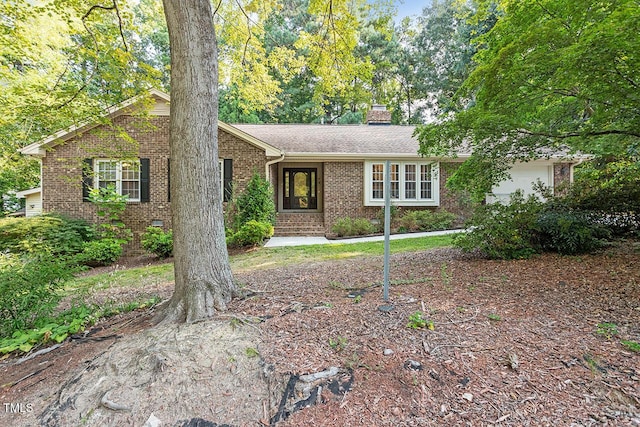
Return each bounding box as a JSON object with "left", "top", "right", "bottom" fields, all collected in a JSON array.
[
  {"left": 569, "top": 156, "right": 588, "bottom": 183},
  {"left": 265, "top": 151, "right": 285, "bottom": 181}
]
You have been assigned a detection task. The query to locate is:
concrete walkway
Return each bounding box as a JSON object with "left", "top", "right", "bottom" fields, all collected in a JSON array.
[{"left": 264, "top": 229, "right": 463, "bottom": 247}]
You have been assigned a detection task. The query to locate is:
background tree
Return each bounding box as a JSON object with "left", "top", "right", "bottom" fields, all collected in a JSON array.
[
  {"left": 0, "top": 0, "right": 164, "bottom": 214},
  {"left": 416, "top": 0, "right": 640, "bottom": 200},
  {"left": 411, "top": 0, "right": 492, "bottom": 117}
]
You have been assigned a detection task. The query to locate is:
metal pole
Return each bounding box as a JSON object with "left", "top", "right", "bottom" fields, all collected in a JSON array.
[{"left": 383, "top": 160, "right": 391, "bottom": 301}]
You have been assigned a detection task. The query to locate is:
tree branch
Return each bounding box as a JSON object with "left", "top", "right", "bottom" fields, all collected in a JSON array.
[
  {"left": 517, "top": 128, "right": 640, "bottom": 139},
  {"left": 235, "top": 0, "right": 252, "bottom": 66},
  {"left": 614, "top": 59, "right": 639, "bottom": 89},
  {"left": 82, "top": 2, "right": 128, "bottom": 52},
  {"left": 53, "top": 1, "right": 130, "bottom": 111}
]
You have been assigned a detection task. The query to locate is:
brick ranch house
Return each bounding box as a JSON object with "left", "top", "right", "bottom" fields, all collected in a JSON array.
[{"left": 18, "top": 89, "right": 577, "bottom": 252}]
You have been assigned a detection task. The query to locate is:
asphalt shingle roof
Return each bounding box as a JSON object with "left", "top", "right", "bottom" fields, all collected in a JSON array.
[{"left": 233, "top": 124, "right": 421, "bottom": 155}]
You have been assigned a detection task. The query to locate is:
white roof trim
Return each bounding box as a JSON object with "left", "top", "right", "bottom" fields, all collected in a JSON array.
[
  {"left": 19, "top": 89, "right": 171, "bottom": 157},
  {"left": 16, "top": 187, "right": 41, "bottom": 198}
]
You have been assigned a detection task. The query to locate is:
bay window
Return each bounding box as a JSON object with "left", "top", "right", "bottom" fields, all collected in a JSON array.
[{"left": 365, "top": 161, "right": 439, "bottom": 206}]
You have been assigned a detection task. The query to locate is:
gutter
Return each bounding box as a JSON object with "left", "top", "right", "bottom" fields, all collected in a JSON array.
[{"left": 265, "top": 152, "right": 286, "bottom": 180}]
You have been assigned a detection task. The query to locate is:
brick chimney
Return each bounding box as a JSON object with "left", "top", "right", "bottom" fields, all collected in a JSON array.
[{"left": 366, "top": 105, "right": 392, "bottom": 125}]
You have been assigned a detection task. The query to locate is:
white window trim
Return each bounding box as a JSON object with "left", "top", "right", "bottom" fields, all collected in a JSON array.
[
  {"left": 364, "top": 160, "right": 439, "bottom": 206},
  {"left": 95, "top": 159, "right": 141, "bottom": 202},
  {"left": 219, "top": 159, "right": 224, "bottom": 201}
]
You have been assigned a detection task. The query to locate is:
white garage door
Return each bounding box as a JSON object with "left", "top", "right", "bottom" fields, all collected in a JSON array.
[{"left": 489, "top": 163, "right": 553, "bottom": 203}]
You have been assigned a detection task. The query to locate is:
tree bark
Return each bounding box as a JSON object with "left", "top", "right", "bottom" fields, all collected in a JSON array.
[{"left": 156, "top": 0, "right": 237, "bottom": 323}]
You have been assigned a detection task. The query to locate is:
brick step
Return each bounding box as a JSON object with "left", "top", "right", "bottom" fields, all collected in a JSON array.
[
  {"left": 275, "top": 225, "right": 325, "bottom": 232},
  {"left": 275, "top": 222, "right": 325, "bottom": 227},
  {"left": 274, "top": 229, "right": 326, "bottom": 237},
  {"left": 274, "top": 223, "right": 325, "bottom": 230},
  {"left": 274, "top": 225, "right": 325, "bottom": 237},
  {"left": 274, "top": 213, "right": 325, "bottom": 236}
]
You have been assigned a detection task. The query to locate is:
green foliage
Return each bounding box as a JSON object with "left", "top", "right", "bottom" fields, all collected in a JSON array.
[
  {"left": 0, "top": 214, "right": 94, "bottom": 256},
  {"left": 245, "top": 347, "right": 260, "bottom": 358},
  {"left": 141, "top": 227, "right": 173, "bottom": 258},
  {"left": 456, "top": 187, "right": 620, "bottom": 258},
  {"left": 621, "top": 340, "right": 640, "bottom": 352},
  {"left": 563, "top": 160, "right": 640, "bottom": 236},
  {"left": 596, "top": 322, "right": 619, "bottom": 339},
  {"left": 83, "top": 186, "right": 131, "bottom": 265},
  {"left": 406, "top": 0, "right": 494, "bottom": 119},
  {"left": 88, "top": 186, "right": 131, "bottom": 241},
  {"left": 0, "top": 155, "right": 40, "bottom": 216},
  {"left": 224, "top": 174, "right": 276, "bottom": 248},
  {"left": 454, "top": 191, "right": 543, "bottom": 259},
  {"left": 231, "top": 173, "right": 276, "bottom": 230},
  {"left": 397, "top": 210, "right": 456, "bottom": 232},
  {"left": 374, "top": 205, "right": 400, "bottom": 230},
  {"left": 0, "top": 0, "right": 163, "bottom": 199},
  {"left": 0, "top": 254, "right": 76, "bottom": 338},
  {"left": 537, "top": 209, "right": 610, "bottom": 255},
  {"left": 80, "top": 239, "right": 124, "bottom": 266},
  {"left": 0, "top": 297, "right": 160, "bottom": 355},
  {"left": 416, "top": 0, "right": 640, "bottom": 198},
  {"left": 331, "top": 217, "right": 376, "bottom": 237},
  {"left": 406, "top": 311, "right": 434, "bottom": 330},
  {"left": 329, "top": 336, "right": 348, "bottom": 352},
  {"left": 487, "top": 313, "right": 501, "bottom": 321},
  {"left": 227, "top": 220, "right": 274, "bottom": 248}
]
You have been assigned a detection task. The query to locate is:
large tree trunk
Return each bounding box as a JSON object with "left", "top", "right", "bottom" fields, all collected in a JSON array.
[{"left": 157, "top": 0, "right": 237, "bottom": 323}]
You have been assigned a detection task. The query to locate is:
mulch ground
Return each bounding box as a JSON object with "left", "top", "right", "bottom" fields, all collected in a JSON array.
[{"left": 1, "top": 241, "right": 639, "bottom": 426}]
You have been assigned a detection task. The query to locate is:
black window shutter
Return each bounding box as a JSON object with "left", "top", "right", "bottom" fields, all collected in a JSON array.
[
  {"left": 223, "top": 159, "right": 233, "bottom": 202},
  {"left": 82, "top": 158, "right": 93, "bottom": 202},
  {"left": 140, "top": 158, "right": 150, "bottom": 202},
  {"left": 167, "top": 158, "right": 171, "bottom": 202}
]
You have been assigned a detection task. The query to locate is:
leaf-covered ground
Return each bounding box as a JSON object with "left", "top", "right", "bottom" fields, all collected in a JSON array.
[{"left": 1, "top": 241, "right": 639, "bottom": 426}]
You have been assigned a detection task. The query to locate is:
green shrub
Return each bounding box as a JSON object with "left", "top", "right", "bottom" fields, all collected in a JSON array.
[
  {"left": 331, "top": 217, "right": 376, "bottom": 237},
  {"left": 232, "top": 173, "right": 276, "bottom": 230},
  {"left": 0, "top": 214, "right": 94, "bottom": 256},
  {"left": 546, "top": 160, "right": 638, "bottom": 238},
  {"left": 454, "top": 191, "right": 543, "bottom": 259},
  {"left": 537, "top": 209, "right": 610, "bottom": 255},
  {"left": 398, "top": 210, "right": 456, "bottom": 232},
  {"left": 567, "top": 160, "right": 640, "bottom": 236},
  {"left": 227, "top": 220, "right": 274, "bottom": 247},
  {"left": 87, "top": 186, "right": 132, "bottom": 243},
  {"left": 0, "top": 254, "right": 76, "bottom": 338},
  {"left": 141, "top": 227, "right": 173, "bottom": 258},
  {"left": 375, "top": 205, "right": 400, "bottom": 231},
  {"left": 397, "top": 211, "right": 419, "bottom": 232},
  {"left": 424, "top": 210, "right": 456, "bottom": 230},
  {"left": 80, "top": 239, "right": 124, "bottom": 266}
]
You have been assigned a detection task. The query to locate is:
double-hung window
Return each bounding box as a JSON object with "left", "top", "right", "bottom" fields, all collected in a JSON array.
[
  {"left": 95, "top": 160, "right": 141, "bottom": 201},
  {"left": 365, "top": 161, "right": 439, "bottom": 206}
]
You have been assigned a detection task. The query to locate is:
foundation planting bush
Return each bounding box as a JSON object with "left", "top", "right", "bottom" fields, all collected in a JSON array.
[{"left": 141, "top": 227, "right": 173, "bottom": 258}]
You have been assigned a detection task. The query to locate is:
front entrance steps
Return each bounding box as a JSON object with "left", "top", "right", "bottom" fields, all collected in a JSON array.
[{"left": 274, "top": 212, "right": 325, "bottom": 236}]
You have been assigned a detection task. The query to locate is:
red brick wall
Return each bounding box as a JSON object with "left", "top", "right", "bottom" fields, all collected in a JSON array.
[
  {"left": 42, "top": 114, "right": 267, "bottom": 254},
  {"left": 438, "top": 162, "right": 473, "bottom": 223},
  {"left": 553, "top": 162, "right": 573, "bottom": 196},
  {"left": 323, "top": 162, "right": 377, "bottom": 232},
  {"left": 219, "top": 129, "right": 268, "bottom": 192},
  {"left": 322, "top": 161, "right": 470, "bottom": 234}
]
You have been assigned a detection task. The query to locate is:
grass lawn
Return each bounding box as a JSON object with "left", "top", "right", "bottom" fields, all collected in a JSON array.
[{"left": 64, "top": 233, "right": 456, "bottom": 296}]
